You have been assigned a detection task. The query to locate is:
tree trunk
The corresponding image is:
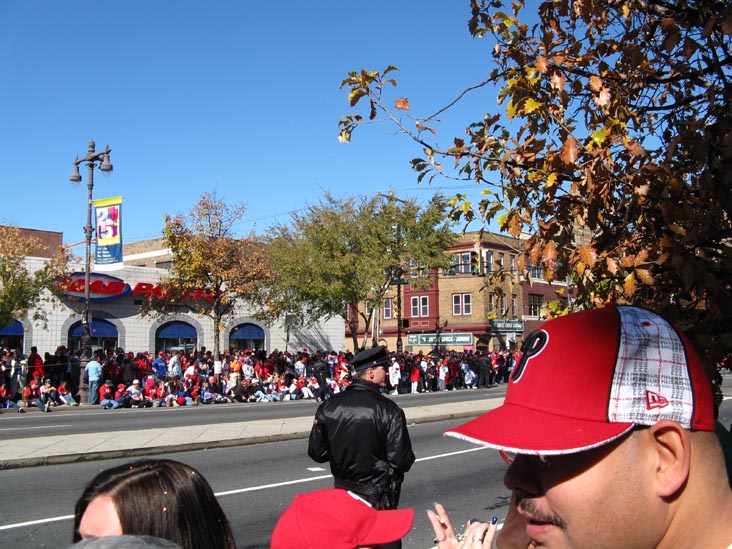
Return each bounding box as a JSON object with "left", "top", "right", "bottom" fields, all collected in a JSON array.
[{"left": 212, "top": 314, "right": 221, "bottom": 360}]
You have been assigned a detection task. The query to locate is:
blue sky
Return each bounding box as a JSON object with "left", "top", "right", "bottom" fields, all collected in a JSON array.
[{"left": 1, "top": 1, "right": 496, "bottom": 247}]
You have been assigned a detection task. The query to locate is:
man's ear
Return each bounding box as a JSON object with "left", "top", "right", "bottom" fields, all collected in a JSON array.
[{"left": 647, "top": 419, "right": 691, "bottom": 498}]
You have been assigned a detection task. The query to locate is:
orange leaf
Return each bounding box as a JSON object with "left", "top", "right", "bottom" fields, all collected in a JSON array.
[
  {"left": 536, "top": 56, "right": 549, "bottom": 74},
  {"left": 550, "top": 72, "right": 566, "bottom": 90},
  {"left": 542, "top": 241, "right": 558, "bottom": 264},
  {"left": 626, "top": 139, "right": 646, "bottom": 156},
  {"left": 578, "top": 244, "right": 598, "bottom": 268},
  {"left": 395, "top": 98, "right": 410, "bottom": 110},
  {"left": 560, "top": 137, "right": 578, "bottom": 164},
  {"left": 634, "top": 249, "right": 649, "bottom": 267},
  {"left": 624, "top": 272, "right": 637, "bottom": 296},
  {"left": 507, "top": 215, "right": 522, "bottom": 236},
  {"left": 589, "top": 75, "right": 602, "bottom": 92},
  {"left": 636, "top": 268, "right": 655, "bottom": 285},
  {"left": 606, "top": 257, "right": 619, "bottom": 275},
  {"left": 415, "top": 122, "right": 438, "bottom": 136}
]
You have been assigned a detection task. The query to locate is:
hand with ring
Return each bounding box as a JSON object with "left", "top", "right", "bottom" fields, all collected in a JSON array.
[{"left": 427, "top": 502, "right": 498, "bottom": 548}]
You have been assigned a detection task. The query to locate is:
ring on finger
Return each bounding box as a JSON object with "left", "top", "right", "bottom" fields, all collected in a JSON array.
[
  {"left": 471, "top": 536, "right": 485, "bottom": 542},
  {"left": 433, "top": 537, "right": 446, "bottom": 543}
]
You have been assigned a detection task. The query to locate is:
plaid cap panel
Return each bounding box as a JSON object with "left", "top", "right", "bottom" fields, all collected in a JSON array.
[{"left": 608, "top": 307, "right": 694, "bottom": 427}]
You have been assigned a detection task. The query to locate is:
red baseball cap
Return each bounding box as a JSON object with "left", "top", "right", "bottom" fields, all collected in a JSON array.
[
  {"left": 446, "top": 305, "right": 715, "bottom": 455},
  {"left": 271, "top": 489, "right": 413, "bottom": 549}
]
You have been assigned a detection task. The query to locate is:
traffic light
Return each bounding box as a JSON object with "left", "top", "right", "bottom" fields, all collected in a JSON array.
[{"left": 470, "top": 251, "right": 480, "bottom": 275}]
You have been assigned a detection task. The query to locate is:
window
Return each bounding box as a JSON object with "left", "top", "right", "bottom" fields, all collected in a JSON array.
[
  {"left": 500, "top": 294, "right": 507, "bottom": 315},
  {"left": 411, "top": 296, "right": 429, "bottom": 317},
  {"left": 485, "top": 251, "right": 493, "bottom": 273},
  {"left": 528, "top": 294, "right": 543, "bottom": 317},
  {"left": 365, "top": 303, "right": 373, "bottom": 316},
  {"left": 452, "top": 293, "right": 472, "bottom": 316},
  {"left": 488, "top": 292, "right": 495, "bottom": 312},
  {"left": 457, "top": 252, "right": 471, "bottom": 274},
  {"left": 510, "top": 255, "right": 516, "bottom": 272},
  {"left": 511, "top": 294, "right": 517, "bottom": 317},
  {"left": 498, "top": 253, "right": 505, "bottom": 270},
  {"left": 383, "top": 298, "right": 393, "bottom": 319},
  {"left": 528, "top": 262, "right": 544, "bottom": 280}
]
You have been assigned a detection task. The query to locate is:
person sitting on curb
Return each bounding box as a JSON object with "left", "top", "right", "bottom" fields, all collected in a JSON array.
[
  {"left": 58, "top": 379, "right": 78, "bottom": 406},
  {"left": 0, "top": 381, "right": 24, "bottom": 412},
  {"left": 23, "top": 380, "right": 49, "bottom": 412},
  {"left": 127, "top": 379, "right": 152, "bottom": 408},
  {"left": 100, "top": 380, "right": 120, "bottom": 410},
  {"left": 40, "top": 378, "right": 59, "bottom": 409},
  {"left": 271, "top": 488, "right": 414, "bottom": 549}
]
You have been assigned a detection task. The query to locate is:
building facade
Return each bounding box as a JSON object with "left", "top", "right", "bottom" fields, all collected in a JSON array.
[
  {"left": 5, "top": 254, "right": 344, "bottom": 357},
  {"left": 347, "top": 231, "right": 574, "bottom": 353}
]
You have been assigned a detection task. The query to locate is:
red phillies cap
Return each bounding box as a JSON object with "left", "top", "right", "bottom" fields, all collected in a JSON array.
[
  {"left": 446, "top": 305, "right": 715, "bottom": 455},
  {"left": 271, "top": 489, "right": 413, "bottom": 549}
]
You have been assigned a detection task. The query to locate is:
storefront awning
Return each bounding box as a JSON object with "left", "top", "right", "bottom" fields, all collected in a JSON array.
[
  {"left": 70, "top": 319, "right": 118, "bottom": 337},
  {"left": 230, "top": 324, "right": 264, "bottom": 340},
  {"left": 0, "top": 320, "right": 23, "bottom": 336},
  {"left": 157, "top": 321, "right": 197, "bottom": 339}
]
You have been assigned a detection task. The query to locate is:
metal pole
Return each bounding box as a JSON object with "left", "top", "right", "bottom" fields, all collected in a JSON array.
[
  {"left": 81, "top": 151, "right": 95, "bottom": 359},
  {"left": 396, "top": 269, "right": 403, "bottom": 354}
]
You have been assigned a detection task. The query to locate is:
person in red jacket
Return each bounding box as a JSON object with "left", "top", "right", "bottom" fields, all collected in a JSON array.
[
  {"left": 410, "top": 362, "right": 421, "bottom": 394},
  {"left": 27, "top": 346, "right": 44, "bottom": 384}
]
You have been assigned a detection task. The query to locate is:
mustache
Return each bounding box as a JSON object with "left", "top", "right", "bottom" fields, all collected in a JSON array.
[{"left": 516, "top": 497, "right": 566, "bottom": 529}]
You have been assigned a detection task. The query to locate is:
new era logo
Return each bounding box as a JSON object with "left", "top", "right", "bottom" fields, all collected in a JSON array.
[{"left": 646, "top": 390, "right": 669, "bottom": 410}]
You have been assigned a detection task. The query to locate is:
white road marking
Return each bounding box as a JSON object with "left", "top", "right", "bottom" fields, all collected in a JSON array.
[
  {"left": 0, "top": 424, "right": 73, "bottom": 432},
  {"left": 0, "top": 446, "right": 490, "bottom": 531}
]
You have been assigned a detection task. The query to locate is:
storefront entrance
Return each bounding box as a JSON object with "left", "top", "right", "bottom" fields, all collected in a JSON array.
[
  {"left": 156, "top": 321, "right": 197, "bottom": 354},
  {"left": 229, "top": 323, "right": 265, "bottom": 352},
  {"left": 0, "top": 320, "right": 24, "bottom": 351},
  {"left": 69, "top": 319, "right": 118, "bottom": 353}
]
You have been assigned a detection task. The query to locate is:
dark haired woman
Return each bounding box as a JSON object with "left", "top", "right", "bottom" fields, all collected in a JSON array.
[{"left": 73, "top": 459, "right": 236, "bottom": 548}]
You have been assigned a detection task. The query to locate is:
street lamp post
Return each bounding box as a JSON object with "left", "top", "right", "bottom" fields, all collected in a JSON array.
[
  {"left": 378, "top": 192, "right": 408, "bottom": 354},
  {"left": 69, "top": 139, "right": 113, "bottom": 358}
]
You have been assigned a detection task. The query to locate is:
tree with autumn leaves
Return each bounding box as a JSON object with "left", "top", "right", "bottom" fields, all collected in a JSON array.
[
  {"left": 0, "top": 225, "right": 70, "bottom": 332},
  {"left": 339, "top": 1, "right": 732, "bottom": 372},
  {"left": 140, "top": 192, "right": 274, "bottom": 359}
]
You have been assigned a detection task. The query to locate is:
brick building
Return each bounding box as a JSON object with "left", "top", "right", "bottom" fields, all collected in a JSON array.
[{"left": 347, "top": 230, "right": 575, "bottom": 353}]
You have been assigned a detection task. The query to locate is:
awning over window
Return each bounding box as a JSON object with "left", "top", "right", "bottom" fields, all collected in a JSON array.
[
  {"left": 0, "top": 320, "right": 23, "bottom": 336},
  {"left": 70, "top": 319, "right": 118, "bottom": 337},
  {"left": 157, "top": 321, "right": 197, "bottom": 339},
  {"left": 230, "top": 324, "right": 264, "bottom": 340}
]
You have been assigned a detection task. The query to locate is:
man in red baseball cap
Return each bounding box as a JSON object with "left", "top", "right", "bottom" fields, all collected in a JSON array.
[
  {"left": 271, "top": 488, "right": 413, "bottom": 549},
  {"left": 443, "top": 305, "right": 732, "bottom": 548}
]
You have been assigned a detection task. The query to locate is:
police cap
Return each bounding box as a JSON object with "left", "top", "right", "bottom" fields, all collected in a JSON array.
[{"left": 350, "top": 346, "right": 390, "bottom": 372}]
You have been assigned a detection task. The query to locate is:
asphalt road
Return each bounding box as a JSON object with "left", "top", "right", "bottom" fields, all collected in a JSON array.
[
  {"left": 0, "top": 418, "right": 509, "bottom": 549},
  {"left": 4, "top": 376, "right": 732, "bottom": 548},
  {"left": 0, "top": 385, "right": 508, "bottom": 439}
]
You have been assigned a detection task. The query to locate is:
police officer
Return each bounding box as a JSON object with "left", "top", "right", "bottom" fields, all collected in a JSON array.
[{"left": 308, "top": 346, "right": 415, "bottom": 540}]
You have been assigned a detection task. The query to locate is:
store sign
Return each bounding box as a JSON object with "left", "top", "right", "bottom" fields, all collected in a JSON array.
[
  {"left": 407, "top": 332, "right": 473, "bottom": 346},
  {"left": 57, "top": 272, "right": 131, "bottom": 302},
  {"left": 491, "top": 319, "right": 524, "bottom": 332},
  {"left": 57, "top": 273, "right": 216, "bottom": 303}
]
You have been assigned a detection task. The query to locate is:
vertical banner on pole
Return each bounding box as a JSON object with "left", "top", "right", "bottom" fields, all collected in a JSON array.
[{"left": 94, "top": 196, "right": 123, "bottom": 268}]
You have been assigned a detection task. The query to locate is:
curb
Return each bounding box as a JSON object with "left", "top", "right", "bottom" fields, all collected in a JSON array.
[{"left": 0, "top": 408, "right": 490, "bottom": 470}]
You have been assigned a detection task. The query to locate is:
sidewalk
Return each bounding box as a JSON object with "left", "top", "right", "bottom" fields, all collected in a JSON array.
[{"left": 0, "top": 397, "right": 503, "bottom": 470}]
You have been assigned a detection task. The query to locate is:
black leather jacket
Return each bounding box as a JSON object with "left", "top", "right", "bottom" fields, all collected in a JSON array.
[{"left": 308, "top": 379, "right": 415, "bottom": 504}]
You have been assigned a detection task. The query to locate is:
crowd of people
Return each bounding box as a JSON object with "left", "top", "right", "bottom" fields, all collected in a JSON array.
[{"left": 0, "top": 343, "right": 520, "bottom": 412}]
